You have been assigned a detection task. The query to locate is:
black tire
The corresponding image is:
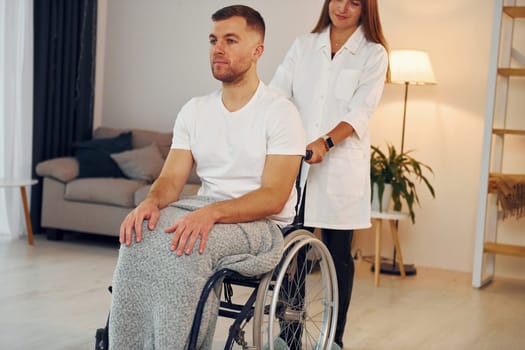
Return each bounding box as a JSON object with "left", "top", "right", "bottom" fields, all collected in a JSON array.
[
  {"left": 95, "top": 328, "right": 108, "bottom": 350},
  {"left": 253, "top": 230, "right": 338, "bottom": 349}
]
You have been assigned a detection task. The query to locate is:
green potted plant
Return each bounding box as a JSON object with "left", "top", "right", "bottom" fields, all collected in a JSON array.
[{"left": 370, "top": 144, "right": 435, "bottom": 223}]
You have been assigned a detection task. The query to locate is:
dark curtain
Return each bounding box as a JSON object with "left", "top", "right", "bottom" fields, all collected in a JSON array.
[{"left": 31, "top": 0, "right": 97, "bottom": 232}]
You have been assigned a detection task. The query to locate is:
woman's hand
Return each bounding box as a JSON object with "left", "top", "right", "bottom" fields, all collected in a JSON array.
[
  {"left": 305, "top": 137, "right": 328, "bottom": 164},
  {"left": 120, "top": 198, "right": 160, "bottom": 246}
]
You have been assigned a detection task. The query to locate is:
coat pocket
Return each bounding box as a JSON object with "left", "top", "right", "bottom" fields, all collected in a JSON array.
[{"left": 325, "top": 149, "right": 368, "bottom": 197}]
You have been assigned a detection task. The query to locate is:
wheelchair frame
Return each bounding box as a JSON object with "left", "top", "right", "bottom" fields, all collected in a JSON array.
[{"left": 188, "top": 229, "right": 339, "bottom": 350}]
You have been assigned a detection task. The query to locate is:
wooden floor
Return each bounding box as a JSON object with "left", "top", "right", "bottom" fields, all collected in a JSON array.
[{"left": 1, "top": 233, "right": 524, "bottom": 350}]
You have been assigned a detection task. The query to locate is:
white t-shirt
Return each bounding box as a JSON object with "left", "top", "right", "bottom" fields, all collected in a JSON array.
[{"left": 171, "top": 82, "right": 306, "bottom": 226}]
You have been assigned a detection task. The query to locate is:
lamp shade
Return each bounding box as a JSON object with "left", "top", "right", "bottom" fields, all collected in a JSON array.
[{"left": 389, "top": 49, "right": 437, "bottom": 85}]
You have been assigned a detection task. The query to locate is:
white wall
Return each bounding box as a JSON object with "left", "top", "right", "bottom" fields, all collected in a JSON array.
[
  {"left": 96, "top": 0, "right": 525, "bottom": 279},
  {"left": 99, "top": 0, "right": 322, "bottom": 131},
  {"left": 367, "top": 0, "right": 525, "bottom": 280}
]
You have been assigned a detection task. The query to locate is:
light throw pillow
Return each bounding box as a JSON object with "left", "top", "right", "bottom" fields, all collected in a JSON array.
[
  {"left": 35, "top": 157, "right": 79, "bottom": 182},
  {"left": 111, "top": 143, "right": 164, "bottom": 183}
]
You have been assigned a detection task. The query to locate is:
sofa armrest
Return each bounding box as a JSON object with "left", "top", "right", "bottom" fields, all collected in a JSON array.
[{"left": 36, "top": 157, "right": 79, "bottom": 183}]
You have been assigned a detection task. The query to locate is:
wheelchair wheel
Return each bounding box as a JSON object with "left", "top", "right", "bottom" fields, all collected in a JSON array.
[{"left": 253, "top": 230, "right": 338, "bottom": 350}]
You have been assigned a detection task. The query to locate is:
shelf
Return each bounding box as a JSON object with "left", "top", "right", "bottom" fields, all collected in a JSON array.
[
  {"left": 484, "top": 242, "right": 525, "bottom": 258},
  {"left": 489, "top": 172, "right": 525, "bottom": 177},
  {"left": 497, "top": 68, "right": 525, "bottom": 76},
  {"left": 487, "top": 173, "right": 525, "bottom": 194},
  {"left": 503, "top": 6, "right": 525, "bottom": 18},
  {"left": 473, "top": 1, "right": 525, "bottom": 289},
  {"left": 492, "top": 128, "right": 525, "bottom": 135}
]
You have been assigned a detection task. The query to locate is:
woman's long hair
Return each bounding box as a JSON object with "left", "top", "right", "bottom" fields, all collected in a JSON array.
[{"left": 312, "top": 0, "right": 390, "bottom": 79}]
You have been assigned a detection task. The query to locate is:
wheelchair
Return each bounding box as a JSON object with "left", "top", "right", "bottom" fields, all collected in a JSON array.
[
  {"left": 96, "top": 152, "right": 339, "bottom": 350},
  {"left": 188, "top": 227, "right": 339, "bottom": 350}
]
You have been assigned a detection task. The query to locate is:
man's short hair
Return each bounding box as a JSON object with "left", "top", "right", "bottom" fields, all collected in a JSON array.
[{"left": 211, "top": 5, "right": 265, "bottom": 41}]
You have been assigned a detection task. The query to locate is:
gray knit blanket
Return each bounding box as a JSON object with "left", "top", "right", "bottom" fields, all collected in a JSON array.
[{"left": 109, "top": 196, "right": 284, "bottom": 350}]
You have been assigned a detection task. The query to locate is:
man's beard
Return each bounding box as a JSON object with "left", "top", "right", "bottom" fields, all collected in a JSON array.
[{"left": 211, "top": 63, "right": 250, "bottom": 84}]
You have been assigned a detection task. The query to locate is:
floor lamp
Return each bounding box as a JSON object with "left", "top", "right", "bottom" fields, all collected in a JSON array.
[{"left": 380, "top": 49, "right": 437, "bottom": 276}]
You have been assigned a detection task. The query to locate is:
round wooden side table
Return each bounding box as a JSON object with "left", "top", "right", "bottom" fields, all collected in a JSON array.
[
  {"left": 370, "top": 210, "right": 410, "bottom": 287},
  {"left": 0, "top": 178, "right": 38, "bottom": 245}
]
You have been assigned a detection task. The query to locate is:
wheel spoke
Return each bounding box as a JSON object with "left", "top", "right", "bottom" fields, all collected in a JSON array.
[{"left": 251, "top": 231, "right": 338, "bottom": 349}]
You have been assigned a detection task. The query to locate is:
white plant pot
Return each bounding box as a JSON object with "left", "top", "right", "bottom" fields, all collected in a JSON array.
[{"left": 371, "top": 183, "right": 392, "bottom": 212}]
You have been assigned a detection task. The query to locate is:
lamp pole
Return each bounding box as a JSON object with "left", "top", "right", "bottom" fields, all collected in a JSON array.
[
  {"left": 376, "top": 49, "right": 436, "bottom": 276},
  {"left": 400, "top": 81, "right": 408, "bottom": 154},
  {"left": 380, "top": 80, "right": 417, "bottom": 276}
]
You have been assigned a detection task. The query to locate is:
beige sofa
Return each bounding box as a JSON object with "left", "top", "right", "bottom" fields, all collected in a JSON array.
[{"left": 35, "top": 127, "right": 200, "bottom": 239}]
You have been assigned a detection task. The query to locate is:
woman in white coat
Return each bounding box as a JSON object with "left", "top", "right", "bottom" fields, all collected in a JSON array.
[{"left": 270, "top": 0, "right": 389, "bottom": 347}]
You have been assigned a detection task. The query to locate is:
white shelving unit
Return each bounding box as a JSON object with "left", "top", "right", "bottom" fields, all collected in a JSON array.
[{"left": 472, "top": 0, "right": 525, "bottom": 288}]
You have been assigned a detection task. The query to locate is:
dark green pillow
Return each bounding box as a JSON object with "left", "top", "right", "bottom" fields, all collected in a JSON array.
[{"left": 74, "top": 131, "right": 132, "bottom": 178}]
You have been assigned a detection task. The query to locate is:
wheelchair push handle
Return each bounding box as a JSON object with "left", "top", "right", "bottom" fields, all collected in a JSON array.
[{"left": 304, "top": 150, "right": 313, "bottom": 161}]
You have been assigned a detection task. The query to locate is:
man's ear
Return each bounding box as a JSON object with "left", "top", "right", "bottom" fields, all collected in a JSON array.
[{"left": 253, "top": 43, "right": 264, "bottom": 59}]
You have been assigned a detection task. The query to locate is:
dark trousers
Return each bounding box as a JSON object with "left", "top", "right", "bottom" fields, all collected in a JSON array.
[
  {"left": 285, "top": 182, "right": 355, "bottom": 346},
  {"left": 304, "top": 226, "right": 354, "bottom": 345}
]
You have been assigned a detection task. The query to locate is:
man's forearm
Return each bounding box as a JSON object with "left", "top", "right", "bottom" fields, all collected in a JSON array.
[
  {"left": 205, "top": 187, "right": 287, "bottom": 224},
  {"left": 145, "top": 176, "right": 186, "bottom": 209},
  {"left": 144, "top": 149, "right": 194, "bottom": 209},
  {"left": 206, "top": 155, "right": 301, "bottom": 224}
]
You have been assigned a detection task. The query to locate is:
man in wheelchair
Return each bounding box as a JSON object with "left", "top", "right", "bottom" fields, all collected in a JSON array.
[{"left": 108, "top": 5, "right": 307, "bottom": 349}]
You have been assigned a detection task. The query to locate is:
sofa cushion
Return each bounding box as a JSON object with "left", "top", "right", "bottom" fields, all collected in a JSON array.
[
  {"left": 134, "top": 186, "right": 151, "bottom": 206},
  {"left": 65, "top": 178, "right": 145, "bottom": 207},
  {"left": 94, "top": 127, "right": 173, "bottom": 159},
  {"left": 111, "top": 143, "right": 164, "bottom": 183},
  {"left": 74, "top": 131, "right": 133, "bottom": 178},
  {"left": 134, "top": 183, "right": 201, "bottom": 206}
]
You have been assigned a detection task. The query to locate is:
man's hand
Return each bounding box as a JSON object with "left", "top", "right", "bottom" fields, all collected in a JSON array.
[
  {"left": 120, "top": 199, "right": 160, "bottom": 246},
  {"left": 119, "top": 148, "right": 194, "bottom": 246},
  {"left": 165, "top": 206, "right": 218, "bottom": 256}
]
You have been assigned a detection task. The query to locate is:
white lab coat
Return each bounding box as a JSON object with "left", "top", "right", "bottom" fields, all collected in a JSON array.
[{"left": 270, "top": 26, "right": 388, "bottom": 229}]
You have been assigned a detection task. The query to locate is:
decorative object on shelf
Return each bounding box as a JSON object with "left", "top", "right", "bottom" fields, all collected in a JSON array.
[
  {"left": 370, "top": 144, "right": 435, "bottom": 223},
  {"left": 373, "top": 49, "right": 437, "bottom": 276},
  {"left": 488, "top": 173, "right": 525, "bottom": 220}
]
